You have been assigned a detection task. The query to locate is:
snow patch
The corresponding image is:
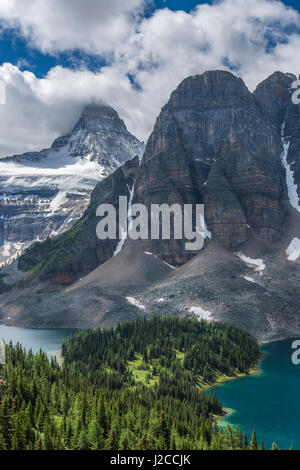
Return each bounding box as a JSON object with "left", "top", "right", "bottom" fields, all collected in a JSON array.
[
  {"left": 281, "top": 121, "right": 300, "bottom": 213},
  {"left": 235, "top": 252, "right": 266, "bottom": 271},
  {"left": 48, "top": 191, "right": 69, "bottom": 214},
  {"left": 286, "top": 238, "right": 300, "bottom": 261},
  {"left": 163, "top": 261, "right": 176, "bottom": 270},
  {"left": 243, "top": 276, "right": 256, "bottom": 284},
  {"left": 2, "top": 242, "right": 11, "bottom": 257},
  {"left": 113, "top": 226, "right": 127, "bottom": 257},
  {"left": 126, "top": 296, "right": 146, "bottom": 310},
  {"left": 0, "top": 241, "right": 27, "bottom": 267},
  {"left": 144, "top": 251, "right": 176, "bottom": 269},
  {"left": 197, "top": 214, "right": 212, "bottom": 239},
  {"left": 189, "top": 306, "right": 212, "bottom": 322},
  {"left": 0, "top": 147, "right": 104, "bottom": 194},
  {"left": 114, "top": 182, "right": 136, "bottom": 257}
]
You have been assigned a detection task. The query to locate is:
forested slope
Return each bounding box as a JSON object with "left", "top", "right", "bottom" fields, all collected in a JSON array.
[{"left": 0, "top": 317, "right": 261, "bottom": 450}]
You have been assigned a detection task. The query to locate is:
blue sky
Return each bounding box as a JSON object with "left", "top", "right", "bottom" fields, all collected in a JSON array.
[
  {"left": 0, "top": 0, "right": 297, "bottom": 78},
  {"left": 1, "top": 0, "right": 208, "bottom": 77}
]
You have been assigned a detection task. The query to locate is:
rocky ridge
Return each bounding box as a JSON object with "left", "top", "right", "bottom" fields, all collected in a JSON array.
[
  {"left": 0, "top": 104, "right": 144, "bottom": 266},
  {"left": 0, "top": 70, "right": 299, "bottom": 342}
]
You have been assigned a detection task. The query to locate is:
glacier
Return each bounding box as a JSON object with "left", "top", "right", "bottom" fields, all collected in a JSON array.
[{"left": 0, "top": 104, "right": 145, "bottom": 265}]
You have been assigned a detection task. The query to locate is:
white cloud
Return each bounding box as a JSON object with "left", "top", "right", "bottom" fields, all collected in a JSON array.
[
  {"left": 0, "top": 0, "right": 146, "bottom": 55},
  {"left": 0, "top": 0, "right": 300, "bottom": 157},
  {"left": 0, "top": 62, "right": 151, "bottom": 156}
]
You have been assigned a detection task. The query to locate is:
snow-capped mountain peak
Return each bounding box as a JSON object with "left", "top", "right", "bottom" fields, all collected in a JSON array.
[
  {"left": 0, "top": 103, "right": 145, "bottom": 265},
  {"left": 52, "top": 103, "right": 144, "bottom": 168}
]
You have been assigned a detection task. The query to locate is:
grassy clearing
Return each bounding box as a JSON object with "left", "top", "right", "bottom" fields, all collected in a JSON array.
[
  {"left": 128, "top": 354, "right": 159, "bottom": 387},
  {"left": 175, "top": 350, "right": 185, "bottom": 361},
  {"left": 127, "top": 350, "right": 257, "bottom": 391}
]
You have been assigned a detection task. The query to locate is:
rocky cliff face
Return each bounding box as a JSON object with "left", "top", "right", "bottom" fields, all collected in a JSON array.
[
  {"left": 14, "top": 70, "right": 300, "bottom": 280},
  {"left": 0, "top": 104, "right": 144, "bottom": 266},
  {"left": 253, "top": 72, "right": 300, "bottom": 212},
  {"left": 134, "top": 70, "right": 291, "bottom": 259}
]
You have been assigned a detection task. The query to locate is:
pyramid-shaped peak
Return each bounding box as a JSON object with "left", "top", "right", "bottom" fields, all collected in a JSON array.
[
  {"left": 49, "top": 101, "right": 144, "bottom": 164},
  {"left": 73, "top": 102, "right": 127, "bottom": 135},
  {"left": 81, "top": 103, "right": 119, "bottom": 119}
]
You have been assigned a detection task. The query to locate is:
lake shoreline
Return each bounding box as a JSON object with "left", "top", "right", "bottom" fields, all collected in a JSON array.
[
  {"left": 0, "top": 325, "right": 75, "bottom": 355},
  {"left": 47, "top": 349, "right": 63, "bottom": 365},
  {"left": 1, "top": 323, "right": 300, "bottom": 345},
  {"left": 205, "top": 353, "right": 265, "bottom": 425},
  {"left": 207, "top": 340, "right": 300, "bottom": 449},
  {"left": 204, "top": 353, "right": 264, "bottom": 394}
]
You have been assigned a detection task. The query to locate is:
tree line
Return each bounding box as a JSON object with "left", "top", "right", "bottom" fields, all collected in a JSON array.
[{"left": 0, "top": 316, "right": 271, "bottom": 450}]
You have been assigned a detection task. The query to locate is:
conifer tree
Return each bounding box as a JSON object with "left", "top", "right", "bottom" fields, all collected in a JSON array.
[{"left": 250, "top": 430, "right": 257, "bottom": 450}]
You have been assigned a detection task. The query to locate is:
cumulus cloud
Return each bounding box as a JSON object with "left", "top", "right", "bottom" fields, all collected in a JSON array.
[
  {"left": 0, "top": 0, "right": 147, "bottom": 54},
  {"left": 0, "top": 0, "right": 300, "bottom": 157}
]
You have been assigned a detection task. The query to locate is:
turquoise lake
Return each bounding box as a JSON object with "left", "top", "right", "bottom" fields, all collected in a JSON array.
[
  {"left": 1, "top": 326, "right": 300, "bottom": 449},
  {"left": 0, "top": 325, "right": 76, "bottom": 355},
  {"left": 208, "top": 338, "right": 300, "bottom": 450}
]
